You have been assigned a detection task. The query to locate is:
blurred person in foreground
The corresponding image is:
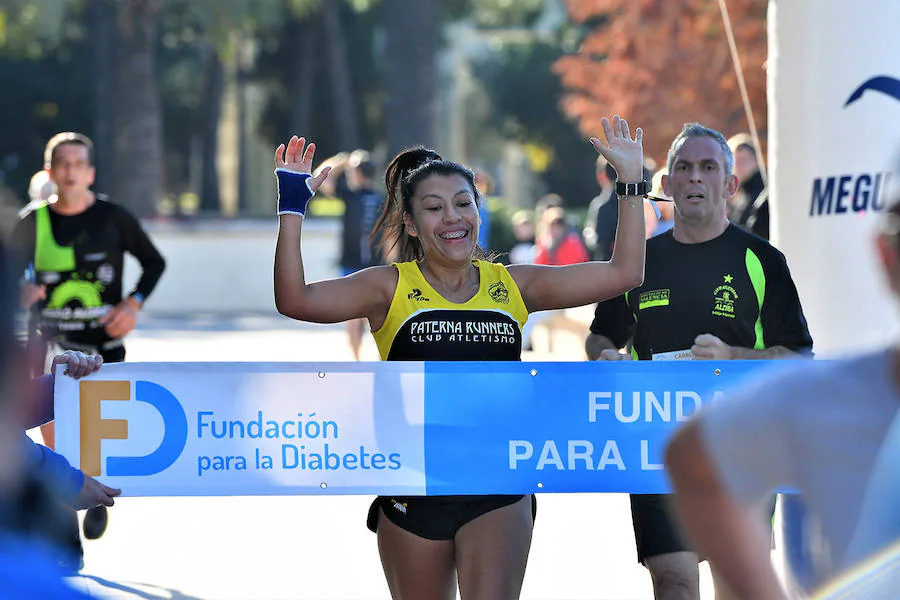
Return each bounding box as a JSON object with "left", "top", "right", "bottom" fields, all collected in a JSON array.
[
  {"left": 19, "top": 347, "right": 120, "bottom": 573},
  {"left": 586, "top": 123, "right": 813, "bottom": 600},
  {"left": 10, "top": 132, "right": 164, "bottom": 548},
  {"left": 0, "top": 238, "right": 110, "bottom": 596},
  {"left": 666, "top": 199, "right": 900, "bottom": 598}
]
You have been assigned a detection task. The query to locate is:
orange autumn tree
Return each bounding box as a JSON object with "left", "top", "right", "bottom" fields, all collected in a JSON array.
[{"left": 554, "top": 0, "right": 768, "bottom": 165}]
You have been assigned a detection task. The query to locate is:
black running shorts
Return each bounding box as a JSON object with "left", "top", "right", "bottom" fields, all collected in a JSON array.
[
  {"left": 630, "top": 493, "right": 692, "bottom": 563},
  {"left": 631, "top": 493, "right": 777, "bottom": 563},
  {"left": 367, "top": 494, "right": 537, "bottom": 541}
]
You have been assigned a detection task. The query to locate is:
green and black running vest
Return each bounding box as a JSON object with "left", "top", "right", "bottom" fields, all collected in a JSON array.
[{"left": 33, "top": 205, "right": 115, "bottom": 338}]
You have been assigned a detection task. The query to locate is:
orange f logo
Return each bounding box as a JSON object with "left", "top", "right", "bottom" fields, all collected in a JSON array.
[{"left": 80, "top": 381, "right": 129, "bottom": 476}]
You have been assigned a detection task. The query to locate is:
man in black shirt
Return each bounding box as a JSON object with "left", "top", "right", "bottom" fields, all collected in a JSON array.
[
  {"left": 10, "top": 132, "right": 165, "bottom": 551},
  {"left": 586, "top": 123, "right": 812, "bottom": 600},
  {"left": 320, "top": 150, "right": 383, "bottom": 360},
  {"left": 583, "top": 156, "right": 618, "bottom": 261},
  {"left": 584, "top": 156, "right": 660, "bottom": 260}
]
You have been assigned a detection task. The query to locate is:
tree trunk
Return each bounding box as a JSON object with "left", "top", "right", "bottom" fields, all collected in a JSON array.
[
  {"left": 199, "top": 44, "right": 223, "bottom": 214},
  {"left": 322, "top": 0, "right": 360, "bottom": 150},
  {"left": 381, "top": 0, "right": 439, "bottom": 157},
  {"left": 287, "top": 14, "right": 316, "bottom": 137},
  {"left": 86, "top": 0, "right": 117, "bottom": 196},
  {"left": 113, "top": 0, "right": 163, "bottom": 217}
]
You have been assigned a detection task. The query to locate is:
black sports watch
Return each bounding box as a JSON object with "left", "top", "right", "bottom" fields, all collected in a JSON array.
[{"left": 615, "top": 180, "right": 650, "bottom": 197}]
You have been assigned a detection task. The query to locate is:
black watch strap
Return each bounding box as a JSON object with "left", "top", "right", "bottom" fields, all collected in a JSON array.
[{"left": 615, "top": 180, "right": 649, "bottom": 197}]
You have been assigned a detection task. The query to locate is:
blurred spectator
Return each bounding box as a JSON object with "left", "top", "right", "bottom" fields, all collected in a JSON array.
[
  {"left": 474, "top": 169, "right": 494, "bottom": 250},
  {"left": 534, "top": 206, "right": 589, "bottom": 266},
  {"left": 524, "top": 206, "right": 590, "bottom": 350},
  {"left": 508, "top": 210, "right": 536, "bottom": 265},
  {"left": 583, "top": 156, "right": 617, "bottom": 260},
  {"left": 649, "top": 168, "right": 675, "bottom": 237},
  {"left": 727, "top": 133, "right": 768, "bottom": 240},
  {"left": 19, "top": 170, "right": 57, "bottom": 219},
  {"left": 318, "top": 150, "right": 384, "bottom": 361},
  {"left": 584, "top": 156, "right": 658, "bottom": 259},
  {"left": 534, "top": 192, "right": 566, "bottom": 241}
]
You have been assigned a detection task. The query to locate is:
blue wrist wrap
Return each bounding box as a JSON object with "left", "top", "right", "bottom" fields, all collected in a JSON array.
[{"left": 275, "top": 168, "right": 315, "bottom": 217}]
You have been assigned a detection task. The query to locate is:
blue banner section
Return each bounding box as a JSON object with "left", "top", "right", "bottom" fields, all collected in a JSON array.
[
  {"left": 422, "top": 361, "right": 779, "bottom": 495},
  {"left": 55, "top": 360, "right": 797, "bottom": 497}
]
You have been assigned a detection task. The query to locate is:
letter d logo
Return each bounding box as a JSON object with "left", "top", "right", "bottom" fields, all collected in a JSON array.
[{"left": 80, "top": 380, "right": 188, "bottom": 477}]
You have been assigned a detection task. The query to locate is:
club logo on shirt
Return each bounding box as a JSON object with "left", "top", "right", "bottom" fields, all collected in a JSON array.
[
  {"left": 638, "top": 289, "right": 670, "bottom": 310},
  {"left": 712, "top": 274, "right": 738, "bottom": 319},
  {"left": 489, "top": 281, "right": 509, "bottom": 304},
  {"left": 407, "top": 288, "right": 430, "bottom": 302},
  {"left": 96, "top": 263, "right": 115, "bottom": 285}
]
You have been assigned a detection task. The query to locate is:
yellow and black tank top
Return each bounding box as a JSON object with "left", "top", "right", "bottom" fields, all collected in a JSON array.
[{"left": 373, "top": 260, "right": 528, "bottom": 361}]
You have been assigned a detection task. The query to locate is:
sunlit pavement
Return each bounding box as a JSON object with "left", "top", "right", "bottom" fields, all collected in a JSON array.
[{"left": 61, "top": 313, "right": 723, "bottom": 599}]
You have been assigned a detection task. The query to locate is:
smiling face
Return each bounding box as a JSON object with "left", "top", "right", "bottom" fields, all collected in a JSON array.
[
  {"left": 404, "top": 173, "right": 480, "bottom": 264},
  {"left": 663, "top": 136, "right": 738, "bottom": 226}
]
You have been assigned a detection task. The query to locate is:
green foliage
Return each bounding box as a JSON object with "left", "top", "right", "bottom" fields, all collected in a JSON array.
[
  {"left": 0, "top": 0, "right": 69, "bottom": 57},
  {"left": 0, "top": 1, "right": 90, "bottom": 202},
  {"left": 486, "top": 196, "right": 517, "bottom": 259},
  {"left": 0, "top": 0, "right": 596, "bottom": 217},
  {"left": 469, "top": 0, "right": 545, "bottom": 28},
  {"left": 473, "top": 35, "right": 598, "bottom": 208},
  {"left": 254, "top": 3, "right": 382, "bottom": 158}
]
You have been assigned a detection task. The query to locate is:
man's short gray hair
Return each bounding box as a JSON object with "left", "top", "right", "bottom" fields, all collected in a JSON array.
[{"left": 666, "top": 123, "right": 734, "bottom": 177}]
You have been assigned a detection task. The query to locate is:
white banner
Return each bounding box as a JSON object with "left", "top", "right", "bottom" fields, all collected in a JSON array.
[
  {"left": 55, "top": 362, "right": 427, "bottom": 496},
  {"left": 769, "top": 0, "right": 900, "bottom": 354}
]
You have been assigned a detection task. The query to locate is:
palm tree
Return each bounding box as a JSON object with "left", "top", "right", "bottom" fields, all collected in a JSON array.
[{"left": 381, "top": 0, "right": 440, "bottom": 157}]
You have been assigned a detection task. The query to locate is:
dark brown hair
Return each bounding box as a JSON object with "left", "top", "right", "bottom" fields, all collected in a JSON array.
[{"left": 373, "top": 146, "right": 488, "bottom": 262}]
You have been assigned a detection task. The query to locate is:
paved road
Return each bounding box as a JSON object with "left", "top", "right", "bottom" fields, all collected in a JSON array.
[{"left": 60, "top": 313, "right": 723, "bottom": 599}]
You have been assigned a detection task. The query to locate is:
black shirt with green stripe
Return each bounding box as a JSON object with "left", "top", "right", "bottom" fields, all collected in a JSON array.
[
  {"left": 590, "top": 225, "right": 813, "bottom": 359},
  {"left": 10, "top": 198, "right": 165, "bottom": 349}
]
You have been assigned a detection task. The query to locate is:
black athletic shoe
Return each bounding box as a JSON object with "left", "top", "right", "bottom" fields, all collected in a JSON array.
[{"left": 82, "top": 505, "right": 108, "bottom": 540}]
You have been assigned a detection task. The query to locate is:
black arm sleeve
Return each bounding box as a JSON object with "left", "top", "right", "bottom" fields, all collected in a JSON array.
[
  {"left": 589, "top": 294, "right": 635, "bottom": 349},
  {"left": 8, "top": 215, "right": 36, "bottom": 282},
  {"left": 113, "top": 206, "right": 166, "bottom": 300},
  {"left": 761, "top": 251, "right": 813, "bottom": 353}
]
